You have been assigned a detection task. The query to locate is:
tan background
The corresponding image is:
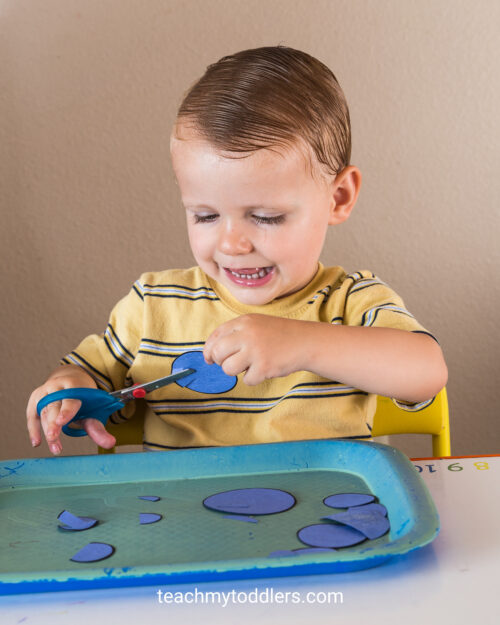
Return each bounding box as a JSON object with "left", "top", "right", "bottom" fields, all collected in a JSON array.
[{"left": 1, "top": 0, "right": 499, "bottom": 460}]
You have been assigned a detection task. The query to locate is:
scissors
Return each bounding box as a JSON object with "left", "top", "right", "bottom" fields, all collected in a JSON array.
[{"left": 36, "top": 368, "right": 195, "bottom": 437}]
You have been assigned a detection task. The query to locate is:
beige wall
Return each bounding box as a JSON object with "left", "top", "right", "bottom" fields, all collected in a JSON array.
[{"left": 1, "top": 0, "right": 499, "bottom": 460}]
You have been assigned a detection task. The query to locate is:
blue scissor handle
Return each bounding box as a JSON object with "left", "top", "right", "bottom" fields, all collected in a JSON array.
[{"left": 36, "top": 388, "right": 125, "bottom": 437}]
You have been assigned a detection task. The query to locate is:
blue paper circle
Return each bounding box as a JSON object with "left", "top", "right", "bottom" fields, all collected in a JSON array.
[
  {"left": 203, "top": 488, "right": 296, "bottom": 515},
  {"left": 351, "top": 502, "right": 387, "bottom": 516},
  {"left": 139, "top": 513, "right": 162, "bottom": 525},
  {"left": 324, "top": 508, "right": 390, "bottom": 540},
  {"left": 298, "top": 523, "right": 366, "bottom": 548},
  {"left": 323, "top": 493, "right": 375, "bottom": 508},
  {"left": 70, "top": 542, "right": 115, "bottom": 563},
  {"left": 57, "top": 510, "right": 98, "bottom": 531},
  {"left": 172, "top": 351, "right": 237, "bottom": 394}
]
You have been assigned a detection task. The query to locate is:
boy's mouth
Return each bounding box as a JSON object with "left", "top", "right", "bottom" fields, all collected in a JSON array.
[{"left": 223, "top": 266, "right": 274, "bottom": 287}]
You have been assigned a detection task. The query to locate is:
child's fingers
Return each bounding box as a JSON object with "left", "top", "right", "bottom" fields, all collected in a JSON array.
[
  {"left": 81, "top": 419, "right": 116, "bottom": 449},
  {"left": 204, "top": 319, "right": 239, "bottom": 363},
  {"left": 39, "top": 400, "right": 64, "bottom": 454},
  {"left": 26, "top": 389, "right": 45, "bottom": 446},
  {"left": 55, "top": 398, "right": 82, "bottom": 425},
  {"left": 218, "top": 351, "right": 249, "bottom": 378},
  {"left": 204, "top": 333, "right": 241, "bottom": 368}
]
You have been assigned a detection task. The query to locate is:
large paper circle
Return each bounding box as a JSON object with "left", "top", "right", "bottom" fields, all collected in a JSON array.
[
  {"left": 172, "top": 351, "right": 237, "bottom": 394},
  {"left": 203, "top": 488, "right": 296, "bottom": 515}
]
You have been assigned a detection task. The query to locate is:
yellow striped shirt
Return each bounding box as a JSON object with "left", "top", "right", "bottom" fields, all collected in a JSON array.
[{"left": 62, "top": 264, "right": 436, "bottom": 449}]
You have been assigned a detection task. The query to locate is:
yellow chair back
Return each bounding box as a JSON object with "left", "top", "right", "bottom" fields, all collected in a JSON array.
[{"left": 372, "top": 387, "right": 450, "bottom": 456}]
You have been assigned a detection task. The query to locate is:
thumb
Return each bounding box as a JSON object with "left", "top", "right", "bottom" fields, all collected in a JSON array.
[{"left": 81, "top": 418, "right": 117, "bottom": 449}]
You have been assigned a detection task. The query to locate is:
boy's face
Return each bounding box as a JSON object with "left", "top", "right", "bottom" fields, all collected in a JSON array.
[{"left": 170, "top": 126, "right": 343, "bottom": 306}]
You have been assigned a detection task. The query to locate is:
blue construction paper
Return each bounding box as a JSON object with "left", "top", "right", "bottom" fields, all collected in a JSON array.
[
  {"left": 172, "top": 351, "right": 237, "bottom": 394},
  {"left": 351, "top": 502, "right": 387, "bottom": 516},
  {"left": 298, "top": 523, "right": 366, "bottom": 548},
  {"left": 138, "top": 496, "right": 160, "bottom": 502},
  {"left": 203, "top": 488, "right": 296, "bottom": 515},
  {"left": 57, "top": 510, "right": 97, "bottom": 531},
  {"left": 70, "top": 542, "right": 115, "bottom": 563},
  {"left": 139, "top": 513, "right": 162, "bottom": 525},
  {"left": 323, "top": 493, "right": 375, "bottom": 508},
  {"left": 323, "top": 508, "right": 390, "bottom": 540}
]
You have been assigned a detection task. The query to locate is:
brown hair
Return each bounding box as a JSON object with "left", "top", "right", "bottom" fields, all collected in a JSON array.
[{"left": 174, "top": 46, "right": 351, "bottom": 180}]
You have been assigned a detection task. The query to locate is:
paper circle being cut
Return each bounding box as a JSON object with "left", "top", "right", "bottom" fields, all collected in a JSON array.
[
  {"left": 70, "top": 542, "right": 115, "bottom": 563},
  {"left": 57, "top": 510, "right": 98, "bottom": 531},
  {"left": 298, "top": 523, "right": 366, "bottom": 548},
  {"left": 139, "top": 513, "right": 162, "bottom": 525},
  {"left": 172, "top": 351, "right": 237, "bottom": 394},
  {"left": 203, "top": 488, "right": 296, "bottom": 515},
  {"left": 323, "top": 493, "right": 375, "bottom": 508}
]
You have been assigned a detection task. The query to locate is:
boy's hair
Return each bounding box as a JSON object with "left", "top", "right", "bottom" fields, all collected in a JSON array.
[{"left": 174, "top": 46, "right": 351, "bottom": 180}]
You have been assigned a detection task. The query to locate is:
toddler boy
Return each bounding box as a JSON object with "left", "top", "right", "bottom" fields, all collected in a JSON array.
[{"left": 27, "top": 46, "right": 447, "bottom": 454}]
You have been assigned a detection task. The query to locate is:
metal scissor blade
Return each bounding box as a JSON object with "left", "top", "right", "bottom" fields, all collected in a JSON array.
[{"left": 109, "top": 368, "right": 195, "bottom": 401}]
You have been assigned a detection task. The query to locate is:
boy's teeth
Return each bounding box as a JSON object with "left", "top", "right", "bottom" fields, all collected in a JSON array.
[{"left": 230, "top": 267, "right": 271, "bottom": 279}]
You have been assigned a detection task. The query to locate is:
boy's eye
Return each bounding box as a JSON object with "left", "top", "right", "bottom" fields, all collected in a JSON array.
[
  {"left": 253, "top": 214, "right": 285, "bottom": 225},
  {"left": 193, "top": 214, "right": 218, "bottom": 223}
]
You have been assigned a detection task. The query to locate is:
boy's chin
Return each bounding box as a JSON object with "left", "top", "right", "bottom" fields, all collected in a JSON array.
[{"left": 226, "top": 285, "right": 275, "bottom": 306}]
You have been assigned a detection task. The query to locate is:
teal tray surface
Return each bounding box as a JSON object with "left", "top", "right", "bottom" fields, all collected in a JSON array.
[{"left": 0, "top": 440, "right": 439, "bottom": 594}]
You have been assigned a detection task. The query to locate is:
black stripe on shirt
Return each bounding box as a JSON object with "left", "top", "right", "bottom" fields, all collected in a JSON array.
[
  {"left": 147, "top": 387, "right": 367, "bottom": 405},
  {"left": 63, "top": 352, "right": 112, "bottom": 387},
  {"left": 107, "top": 323, "right": 134, "bottom": 360},
  {"left": 412, "top": 330, "right": 440, "bottom": 345},
  {"left": 347, "top": 282, "right": 385, "bottom": 296},
  {"left": 152, "top": 391, "right": 369, "bottom": 415},
  {"left": 143, "top": 436, "right": 372, "bottom": 449},
  {"left": 360, "top": 303, "right": 412, "bottom": 327},
  {"left": 142, "top": 293, "right": 220, "bottom": 302},
  {"left": 141, "top": 338, "right": 205, "bottom": 347},
  {"left": 132, "top": 284, "right": 144, "bottom": 300},
  {"left": 103, "top": 335, "right": 131, "bottom": 369}
]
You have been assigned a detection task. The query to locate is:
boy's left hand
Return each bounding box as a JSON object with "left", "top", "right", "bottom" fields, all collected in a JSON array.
[{"left": 203, "top": 314, "right": 307, "bottom": 385}]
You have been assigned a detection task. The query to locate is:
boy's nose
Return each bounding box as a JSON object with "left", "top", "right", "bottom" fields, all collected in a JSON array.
[{"left": 217, "top": 224, "right": 254, "bottom": 255}]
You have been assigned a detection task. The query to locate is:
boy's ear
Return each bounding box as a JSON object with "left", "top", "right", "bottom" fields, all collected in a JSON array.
[{"left": 328, "top": 166, "right": 362, "bottom": 225}]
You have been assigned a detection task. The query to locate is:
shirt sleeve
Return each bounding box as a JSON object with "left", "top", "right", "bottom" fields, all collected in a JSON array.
[
  {"left": 342, "top": 271, "right": 438, "bottom": 411},
  {"left": 60, "top": 277, "right": 145, "bottom": 422}
]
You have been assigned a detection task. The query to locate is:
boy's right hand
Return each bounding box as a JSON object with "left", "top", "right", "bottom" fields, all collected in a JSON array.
[{"left": 26, "top": 365, "right": 117, "bottom": 455}]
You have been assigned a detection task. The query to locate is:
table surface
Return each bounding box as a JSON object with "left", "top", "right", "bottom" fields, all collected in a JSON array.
[{"left": 0, "top": 455, "right": 498, "bottom": 625}]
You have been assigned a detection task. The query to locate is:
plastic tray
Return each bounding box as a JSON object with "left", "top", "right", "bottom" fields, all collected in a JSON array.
[{"left": 0, "top": 440, "right": 439, "bottom": 594}]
